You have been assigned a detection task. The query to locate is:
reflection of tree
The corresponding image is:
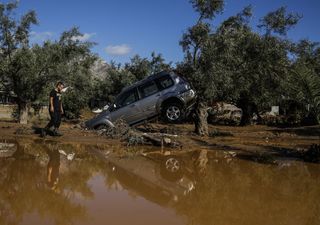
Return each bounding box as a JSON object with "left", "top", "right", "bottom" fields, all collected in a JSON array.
[
  {"left": 174, "top": 160, "right": 320, "bottom": 225},
  {"left": 0, "top": 141, "right": 109, "bottom": 225}
]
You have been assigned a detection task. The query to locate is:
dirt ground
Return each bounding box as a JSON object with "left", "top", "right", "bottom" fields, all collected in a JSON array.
[{"left": 0, "top": 117, "right": 319, "bottom": 160}]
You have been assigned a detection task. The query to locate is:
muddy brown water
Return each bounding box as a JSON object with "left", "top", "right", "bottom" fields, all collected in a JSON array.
[{"left": 0, "top": 139, "right": 319, "bottom": 225}]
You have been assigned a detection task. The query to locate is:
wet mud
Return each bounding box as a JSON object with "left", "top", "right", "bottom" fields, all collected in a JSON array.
[{"left": 0, "top": 136, "right": 320, "bottom": 225}]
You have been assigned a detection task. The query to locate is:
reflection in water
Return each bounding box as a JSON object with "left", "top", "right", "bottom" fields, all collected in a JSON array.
[
  {"left": 174, "top": 159, "right": 320, "bottom": 225},
  {"left": 0, "top": 139, "right": 320, "bottom": 225},
  {"left": 47, "top": 147, "right": 60, "bottom": 191},
  {"left": 0, "top": 140, "right": 88, "bottom": 225}
]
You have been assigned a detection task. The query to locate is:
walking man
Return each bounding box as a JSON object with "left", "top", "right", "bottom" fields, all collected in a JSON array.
[{"left": 42, "top": 81, "right": 65, "bottom": 137}]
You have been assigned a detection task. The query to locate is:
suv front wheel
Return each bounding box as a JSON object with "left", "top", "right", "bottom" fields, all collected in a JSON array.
[{"left": 162, "top": 102, "right": 184, "bottom": 123}]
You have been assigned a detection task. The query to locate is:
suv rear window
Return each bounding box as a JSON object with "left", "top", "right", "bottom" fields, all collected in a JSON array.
[
  {"left": 156, "top": 75, "right": 174, "bottom": 90},
  {"left": 139, "top": 81, "right": 159, "bottom": 98}
]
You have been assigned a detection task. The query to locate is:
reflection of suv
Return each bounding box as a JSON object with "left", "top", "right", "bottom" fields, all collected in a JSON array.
[
  {"left": 85, "top": 71, "right": 195, "bottom": 129},
  {"left": 102, "top": 154, "right": 195, "bottom": 203}
]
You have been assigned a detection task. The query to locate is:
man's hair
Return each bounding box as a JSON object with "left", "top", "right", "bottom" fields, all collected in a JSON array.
[{"left": 56, "top": 81, "right": 65, "bottom": 87}]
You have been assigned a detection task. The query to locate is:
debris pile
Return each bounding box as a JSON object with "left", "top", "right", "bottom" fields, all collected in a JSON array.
[{"left": 98, "top": 119, "right": 182, "bottom": 148}]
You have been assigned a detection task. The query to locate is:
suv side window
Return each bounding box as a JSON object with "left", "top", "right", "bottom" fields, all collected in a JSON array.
[
  {"left": 156, "top": 75, "right": 174, "bottom": 90},
  {"left": 139, "top": 81, "right": 159, "bottom": 98},
  {"left": 117, "top": 89, "right": 138, "bottom": 107}
]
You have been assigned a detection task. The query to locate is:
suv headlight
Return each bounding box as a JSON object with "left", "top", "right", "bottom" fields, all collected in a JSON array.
[{"left": 180, "top": 89, "right": 195, "bottom": 98}]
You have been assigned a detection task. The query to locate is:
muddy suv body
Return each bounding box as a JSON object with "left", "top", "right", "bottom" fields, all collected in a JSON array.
[{"left": 85, "top": 71, "right": 195, "bottom": 129}]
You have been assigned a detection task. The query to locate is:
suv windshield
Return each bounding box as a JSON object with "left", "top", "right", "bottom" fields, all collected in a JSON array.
[{"left": 116, "top": 89, "right": 138, "bottom": 107}]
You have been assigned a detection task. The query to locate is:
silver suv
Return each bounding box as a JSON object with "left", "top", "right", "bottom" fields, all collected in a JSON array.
[{"left": 85, "top": 71, "right": 195, "bottom": 129}]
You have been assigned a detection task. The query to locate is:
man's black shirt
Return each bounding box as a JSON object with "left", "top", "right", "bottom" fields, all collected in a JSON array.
[{"left": 49, "top": 89, "right": 62, "bottom": 111}]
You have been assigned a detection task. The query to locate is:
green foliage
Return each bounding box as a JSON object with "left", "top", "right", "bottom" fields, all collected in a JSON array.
[
  {"left": 150, "top": 52, "right": 172, "bottom": 74},
  {"left": 190, "top": 0, "right": 224, "bottom": 21},
  {"left": 258, "top": 6, "right": 302, "bottom": 36},
  {"left": 287, "top": 63, "right": 320, "bottom": 123},
  {"left": 125, "top": 52, "right": 172, "bottom": 80},
  {"left": 0, "top": 1, "right": 96, "bottom": 121},
  {"left": 0, "top": 1, "right": 38, "bottom": 98},
  {"left": 125, "top": 55, "right": 151, "bottom": 80},
  {"left": 283, "top": 40, "right": 320, "bottom": 124},
  {"left": 63, "top": 90, "right": 85, "bottom": 119},
  {"left": 179, "top": 3, "right": 306, "bottom": 128},
  {"left": 92, "top": 63, "right": 136, "bottom": 105},
  {"left": 180, "top": 22, "right": 211, "bottom": 67}
]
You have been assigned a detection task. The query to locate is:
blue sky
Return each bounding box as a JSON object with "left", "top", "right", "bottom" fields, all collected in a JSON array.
[{"left": 9, "top": 0, "right": 320, "bottom": 65}]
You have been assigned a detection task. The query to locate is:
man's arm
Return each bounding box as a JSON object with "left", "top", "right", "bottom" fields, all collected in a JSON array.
[{"left": 50, "top": 97, "right": 54, "bottom": 112}]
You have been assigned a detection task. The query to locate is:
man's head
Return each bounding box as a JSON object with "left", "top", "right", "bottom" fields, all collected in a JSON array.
[{"left": 56, "top": 81, "right": 65, "bottom": 92}]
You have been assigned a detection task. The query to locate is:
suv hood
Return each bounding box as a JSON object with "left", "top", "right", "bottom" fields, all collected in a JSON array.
[{"left": 85, "top": 109, "right": 113, "bottom": 129}]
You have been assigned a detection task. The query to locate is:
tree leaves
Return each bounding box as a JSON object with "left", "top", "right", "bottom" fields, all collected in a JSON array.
[
  {"left": 190, "top": 0, "right": 224, "bottom": 21},
  {"left": 258, "top": 6, "right": 302, "bottom": 36}
]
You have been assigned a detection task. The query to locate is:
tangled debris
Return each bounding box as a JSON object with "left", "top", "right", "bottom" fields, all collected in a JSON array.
[
  {"left": 98, "top": 119, "right": 182, "bottom": 148},
  {"left": 98, "top": 119, "right": 130, "bottom": 138}
]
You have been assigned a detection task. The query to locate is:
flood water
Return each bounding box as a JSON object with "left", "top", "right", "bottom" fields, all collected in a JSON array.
[{"left": 0, "top": 139, "right": 320, "bottom": 225}]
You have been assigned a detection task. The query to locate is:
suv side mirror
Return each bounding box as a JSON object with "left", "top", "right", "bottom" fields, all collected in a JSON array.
[{"left": 110, "top": 104, "right": 118, "bottom": 111}]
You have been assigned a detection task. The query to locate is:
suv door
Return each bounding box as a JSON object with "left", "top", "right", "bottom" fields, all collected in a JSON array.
[
  {"left": 137, "top": 80, "right": 160, "bottom": 119},
  {"left": 110, "top": 88, "right": 142, "bottom": 124}
]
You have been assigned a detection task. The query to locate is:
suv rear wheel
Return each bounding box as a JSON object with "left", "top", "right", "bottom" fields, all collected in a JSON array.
[{"left": 162, "top": 102, "right": 184, "bottom": 123}]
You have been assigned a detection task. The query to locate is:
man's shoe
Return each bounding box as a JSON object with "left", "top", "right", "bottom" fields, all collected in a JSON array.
[
  {"left": 40, "top": 128, "right": 46, "bottom": 138},
  {"left": 53, "top": 130, "right": 63, "bottom": 136}
]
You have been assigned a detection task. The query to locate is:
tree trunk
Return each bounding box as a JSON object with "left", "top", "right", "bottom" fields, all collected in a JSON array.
[
  {"left": 239, "top": 101, "right": 262, "bottom": 125},
  {"left": 237, "top": 92, "right": 260, "bottom": 126},
  {"left": 194, "top": 100, "right": 209, "bottom": 136},
  {"left": 18, "top": 101, "right": 30, "bottom": 124},
  {"left": 239, "top": 104, "right": 252, "bottom": 126}
]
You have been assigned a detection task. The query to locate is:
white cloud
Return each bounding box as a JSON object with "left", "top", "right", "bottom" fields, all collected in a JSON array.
[
  {"left": 71, "top": 33, "right": 96, "bottom": 42},
  {"left": 30, "top": 31, "right": 53, "bottom": 42},
  {"left": 105, "top": 44, "right": 132, "bottom": 56}
]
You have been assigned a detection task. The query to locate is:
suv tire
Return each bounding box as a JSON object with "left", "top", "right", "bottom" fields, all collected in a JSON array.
[
  {"left": 162, "top": 102, "right": 184, "bottom": 123},
  {"left": 95, "top": 124, "right": 108, "bottom": 130}
]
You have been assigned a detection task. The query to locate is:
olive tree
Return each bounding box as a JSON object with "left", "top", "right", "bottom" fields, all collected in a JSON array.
[
  {"left": 179, "top": 1, "right": 302, "bottom": 133},
  {"left": 0, "top": 2, "right": 96, "bottom": 123},
  {"left": 179, "top": 0, "right": 224, "bottom": 136},
  {"left": 0, "top": 1, "right": 38, "bottom": 123}
]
